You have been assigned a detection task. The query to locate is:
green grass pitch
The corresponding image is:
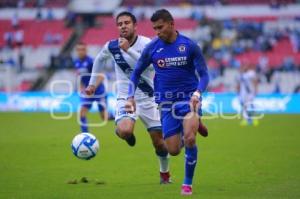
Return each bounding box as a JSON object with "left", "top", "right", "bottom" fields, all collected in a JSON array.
[{"left": 0, "top": 113, "right": 300, "bottom": 199}]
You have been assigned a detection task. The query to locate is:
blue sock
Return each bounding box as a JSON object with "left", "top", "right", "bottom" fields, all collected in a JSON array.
[
  {"left": 80, "top": 117, "right": 88, "bottom": 133},
  {"left": 184, "top": 146, "right": 198, "bottom": 185},
  {"left": 247, "top": 104, "right": 254, "bottom": 125}
]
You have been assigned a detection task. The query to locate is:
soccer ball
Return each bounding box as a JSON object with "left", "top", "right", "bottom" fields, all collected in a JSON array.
[{"left": 71, "top": 133, "right": 99, "bottom": 160}]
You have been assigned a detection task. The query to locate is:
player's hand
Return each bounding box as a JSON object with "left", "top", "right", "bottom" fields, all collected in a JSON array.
[
  {"left": 190, "top": 91, "right": 201, "bottom": 112},
  {"left": 119, "top": 37, "right": 130, "bottom": 52},
  {"left": 85, "top": 85, "right": 96, "bottom": 96},
  {"left": 125, "top": 97, "right": 136, "bottom": 113}
]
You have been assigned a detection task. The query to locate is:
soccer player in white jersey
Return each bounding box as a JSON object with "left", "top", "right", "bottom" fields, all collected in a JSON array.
[
  {"left": 85, "top": 11, "right": 171, "bottom": 183},
  {"left": 237, "top": 62, "right": 258, "bottom": 126}
]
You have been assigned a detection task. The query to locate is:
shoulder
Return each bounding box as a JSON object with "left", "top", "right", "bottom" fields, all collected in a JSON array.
[
  {"left": 74, "top": 59, "right": 80, "bottom": 67},
  {"left": 138, "top": 35, "right": 152, "bottom": 44},
  {"left": 107, "top": 39, "right": 119, "bottom": 50},
  {"left": 178, "top": 33, "right": 197, "bottom": 47},
  {"left": 86, "top": 56, "right": 93, "bottom": 62},
  {"left": 145, "top": 37, "right": 160, "bottom": 50},
  {"left": 179, "top": 34, "right": 201, "bottom": 55}
]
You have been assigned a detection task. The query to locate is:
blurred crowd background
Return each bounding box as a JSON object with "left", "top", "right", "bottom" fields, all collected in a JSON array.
[{"left": 1, "top": 0, "right": 300, "bottom": 94}]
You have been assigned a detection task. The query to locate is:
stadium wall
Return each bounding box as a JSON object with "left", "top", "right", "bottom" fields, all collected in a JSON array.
[{"left": 0, "top": 92, "right": 299, "bottom": 114}]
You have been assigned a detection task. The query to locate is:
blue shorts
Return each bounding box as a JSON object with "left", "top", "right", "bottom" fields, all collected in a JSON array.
[
  {"left": 80, "top": 96, "right": 106, "bottom": 111},
  {"left": 160, "top": 101, "right": 202, "bottom": 139}
]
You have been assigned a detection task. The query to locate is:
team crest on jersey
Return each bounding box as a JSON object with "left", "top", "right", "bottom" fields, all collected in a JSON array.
[
  {"left": 178, "top": 44, "right": 186, "bottom": 53},
  {"left": 157, "top": 59, "right": 165, "bottom": 67},
  {"left": 114, "top": 53, "right": 121, "bottom": 60}
]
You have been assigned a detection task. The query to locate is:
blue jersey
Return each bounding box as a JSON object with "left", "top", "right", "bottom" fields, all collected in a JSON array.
[
  {"left": 74, "top": 56, "right": 105, "bottom": 95},
  {"left": 129, "top": 33, "right": 209, "bottom": 103}
]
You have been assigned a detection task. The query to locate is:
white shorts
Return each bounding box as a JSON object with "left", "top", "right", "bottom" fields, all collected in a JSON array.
[
  {"left": 239, "top": 93, "right": 255, "bottom": 107},
  {"left": 115, "top": 97, "right": 162, "bottom": 131}
]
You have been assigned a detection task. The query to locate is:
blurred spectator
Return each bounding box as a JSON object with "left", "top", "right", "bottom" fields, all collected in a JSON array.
[
  {"left": 17, "top": 0, "right": 24, "bottom": 9},
  {"left": 190, "top": 9, "right": 204, "bottom": 21},
  {"left": 44, "top": 32, "right": 53, "bottom": 44},
  {"left": 282, "top": 57, "right": 296, "bottom": 71},
  {"left": 37, "top": 0, "right": 46, "bottom": 7},
  {"left": 290, "top": 31, "right": 300, "bottom": 53},
  {"left": 11, "top": 12, "right": 19, "bottom": 29},
  {"left": 43, "top": 32, "right": 62, "bottom": 44},
  {"left": 46, "top": 8, "right": 54, "bottom": 20},
  {"left": 36, "top": 8, "right": 42, "bottom": 20},
  {"left": 257, "top": 55, "right": 269, "bottom": 75},
  {"left": 15, "top": 29, "right": 24, "bottom": 47},
  {"left": 270, "top": 0, "right": 281, "bottom": 9},
  {"left": 4, "top": 32, "right": 14, "bottom": 48}
]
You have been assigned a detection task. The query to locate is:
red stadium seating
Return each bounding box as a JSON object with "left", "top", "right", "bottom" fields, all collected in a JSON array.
[
  {"left": 236, "top": 39, "right": 300, "bottom": 68},
  {"left": 81, "top": 17, "right": 198, "bottom": 45},
  {"left": 0, "top": 20, "right": 72, "bottom": 47}
]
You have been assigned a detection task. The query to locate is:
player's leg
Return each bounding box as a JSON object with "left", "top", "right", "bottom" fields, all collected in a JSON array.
[
  {"left": 239, "top": 95, "right": 248, "bottom": 126},
  {"left": 96, "top": 97, "right": 108, "bottom": 121},
  {"left": 115, "top": 99, "right": 137, "bottom": 146},
  {"left": 181, "top": 110, "right": 200, "bottom": 195},
  {"left": 79, "top": 102, "right": 91, "bottom": 133},
  {"left": 196, "top": 96, "right": 208, "bottom": 137},
  {"left": 147, "top": 130, "right": 171, "bottom": 184},
  {"left": 138, "top": 98, "right": 171, "bottom": 183},
  {"left": 198, "top": 118, "right": 208, "bottom": 137},
  {"left": 116, "top": 118, "right": 136, "bottom": 146},
  {"left": 160, "top": 107, "right": 183, "bottom": 156}
]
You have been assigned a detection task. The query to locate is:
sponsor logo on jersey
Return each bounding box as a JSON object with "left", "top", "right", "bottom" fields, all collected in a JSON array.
[
  {"left": 162, "top": 56, "right": 188, "bottom": 67},
  {"left": 156, "top": 48, "right": 164, "bottom": 53},
  {"left": 157, "top": 59, "right": 165, "bottom": 67},
  {"left": 178, "top": 44, "right": 186, "bottom": 53},
  {"left": 114, "top": 53, "right": 121, "bottom": 60}
]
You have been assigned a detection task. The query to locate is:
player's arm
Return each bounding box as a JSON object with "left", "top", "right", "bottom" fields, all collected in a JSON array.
[
  {"left": 125, "top": 45, "right": 152, "bottom": 112},
  {"left": 73, "top": 61, "right": 86, "bottom": 93},
  {"left": 86, "top": 44, "right": 110, "bottom": 96},
  {"left": 193, "top": 43, "right": 209, "bottom": 95},
  {"left": 191, "top": 42, "right": 210, "bottom": 110}
]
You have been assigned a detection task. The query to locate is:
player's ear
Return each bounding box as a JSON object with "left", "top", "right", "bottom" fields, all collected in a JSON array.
[
  {"left": 133, "top": 23, "right": 137, "bottom": 31},
  {"left": 169, "top": 20, "right": 174, "bottom": 28}
]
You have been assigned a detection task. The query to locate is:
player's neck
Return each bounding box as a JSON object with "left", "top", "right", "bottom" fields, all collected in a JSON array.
[
  {"left": 128, "top": 34, "right": 138, "bottom": 46},
  {"left": 166, "top": 31, "right": 178, "bottom": 43},
  {"left": 79, "top": 55, "right": 87, "bottom": 60}
]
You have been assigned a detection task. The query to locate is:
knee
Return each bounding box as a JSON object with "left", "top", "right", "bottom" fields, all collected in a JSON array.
[
  {"left": 153, "top": 140, "right": 166, "bottom": 152},
  {"left": 80, "top": 107, "right": 89, "bottom": 117},
  {"left": 167, "top": 145, "right": 181, "bottom": 156},
  {"left": 116, "top": 126, "right": 133, "bottom": 139},
  {"left": 184, "top": 134, "right": 196, "bottom": 147},
  {"left": 168, "top": 149, "right": 181, "bottom": 156}
]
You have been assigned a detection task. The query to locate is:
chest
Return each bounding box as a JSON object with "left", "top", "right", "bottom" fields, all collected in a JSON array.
[
  {"left": 152, "top": 43, "right": 192, "bottom": 69},
  {"left": 76, "top": 60, "right": 92, "bottom": 73}
]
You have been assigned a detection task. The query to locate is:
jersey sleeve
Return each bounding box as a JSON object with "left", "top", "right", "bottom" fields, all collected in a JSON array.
[
  {"left": 89, "top": 43, "right": 111, "bottom": 86},
  {"left": 128, "top": 43, "right": 152, "bottom": 97},
  {"left": 192, "top": 42, "right": 209, "bottom": 93}
]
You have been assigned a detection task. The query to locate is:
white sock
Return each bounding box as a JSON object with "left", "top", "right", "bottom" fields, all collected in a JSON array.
[{"left": 157, "top": 154, "right": 169, "bottom": 173}]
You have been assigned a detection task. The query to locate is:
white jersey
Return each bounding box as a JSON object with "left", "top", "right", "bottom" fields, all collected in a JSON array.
[
  {"left": 89, "top": 35, "right": 154, "bottom": 100},
  {"left": 239, "top": 69, "right": 256, "bottom": 97}
]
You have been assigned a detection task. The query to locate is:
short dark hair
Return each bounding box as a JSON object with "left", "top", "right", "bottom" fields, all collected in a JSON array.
[
  {"left": 116, "top": 11, "right": 137, "bottom": 24},
  {"left": 150, "top": 9, "right": 174, "bottom": 22}
]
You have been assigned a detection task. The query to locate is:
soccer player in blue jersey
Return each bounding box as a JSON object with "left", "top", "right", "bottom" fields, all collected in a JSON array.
[
  {"left": 74, "top": 42, "right": 108, "bottom": 133},
  {"left": 126, "top": 9, "right": 209, "bottom": 195}
]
